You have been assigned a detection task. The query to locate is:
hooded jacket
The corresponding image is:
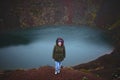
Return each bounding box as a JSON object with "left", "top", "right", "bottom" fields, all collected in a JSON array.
[{"left": 53, "top": 45, "right": 65, "bottom": 61}]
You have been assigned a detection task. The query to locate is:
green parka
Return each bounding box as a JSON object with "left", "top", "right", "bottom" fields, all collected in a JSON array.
[{"left": 53, "top": 45, "right": 65, "bottom": 61}]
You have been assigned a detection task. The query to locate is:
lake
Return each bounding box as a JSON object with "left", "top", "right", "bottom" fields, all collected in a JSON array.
[{"left": 0, "top": 25, "right": 113, "bottom": 70}]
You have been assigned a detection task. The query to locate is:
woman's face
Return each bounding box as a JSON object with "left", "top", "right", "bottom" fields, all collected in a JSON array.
[{"left": 58, "top": 42, "right": 62, "bottom": 46}]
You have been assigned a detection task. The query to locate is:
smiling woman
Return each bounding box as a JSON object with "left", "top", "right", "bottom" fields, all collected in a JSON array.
[{"left": 0, "top": 25, "right": 114, "bottom": 70}]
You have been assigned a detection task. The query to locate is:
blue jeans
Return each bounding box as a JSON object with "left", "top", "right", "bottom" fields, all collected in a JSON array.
[{"left": 55, "top": 61, "right": 62, "bottom": 73}]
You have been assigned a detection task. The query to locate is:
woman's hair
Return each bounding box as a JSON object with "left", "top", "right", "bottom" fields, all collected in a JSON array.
[{"left": 56, "top": 37, "right": 64, "bottom": 46}]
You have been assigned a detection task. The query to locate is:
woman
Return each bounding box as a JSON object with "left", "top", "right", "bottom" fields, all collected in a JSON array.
[{"left": 53, "top": 37, "right": 66, "bottom": 74}]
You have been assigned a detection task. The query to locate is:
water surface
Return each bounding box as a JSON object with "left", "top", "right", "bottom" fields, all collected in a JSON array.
[{"left": 0, "top": 25, "right": 113, "bottom": 70}]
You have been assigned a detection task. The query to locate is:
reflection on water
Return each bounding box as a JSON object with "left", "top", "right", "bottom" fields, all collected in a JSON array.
[{"left": 0, "top": 25, "right": 113, "bottom": 70}]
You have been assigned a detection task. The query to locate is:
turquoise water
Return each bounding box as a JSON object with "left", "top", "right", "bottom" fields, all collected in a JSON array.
[{"left": 0, "top": 25, "right": 113, "bottom": 70}]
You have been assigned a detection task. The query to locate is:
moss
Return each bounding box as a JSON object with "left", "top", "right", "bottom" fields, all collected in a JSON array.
[
  {"left": 80, "top": 69, "right": 90, "bottom": 73},
  {"left": 82, "top": 76, "right": 89, "bottom": 80}
]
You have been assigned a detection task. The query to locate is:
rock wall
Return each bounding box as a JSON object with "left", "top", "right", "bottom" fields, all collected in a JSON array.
[{"left": 0, "top": 0, "right": 103, "bottom": 29}]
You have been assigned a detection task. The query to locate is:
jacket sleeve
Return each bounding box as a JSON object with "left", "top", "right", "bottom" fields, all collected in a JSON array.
[
  {"left": 52, "top": 45, "right": 56, "bottom": 59},
  {"left": 63, "top": 45, "right": 66, "bottom": 58}
]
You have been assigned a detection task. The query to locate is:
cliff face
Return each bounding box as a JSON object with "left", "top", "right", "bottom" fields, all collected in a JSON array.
[
  {"left": 0, "top": 0, "right": 104, "bottom": 30},
  {"left": 95, "top": 0, "right": 120, "bottom": 29},
  {"left": 1, "top": 0, "right": 119, "bottom": 30},
  {"left": 0, "top": 0, "right": 120, "bottom": 29}
]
